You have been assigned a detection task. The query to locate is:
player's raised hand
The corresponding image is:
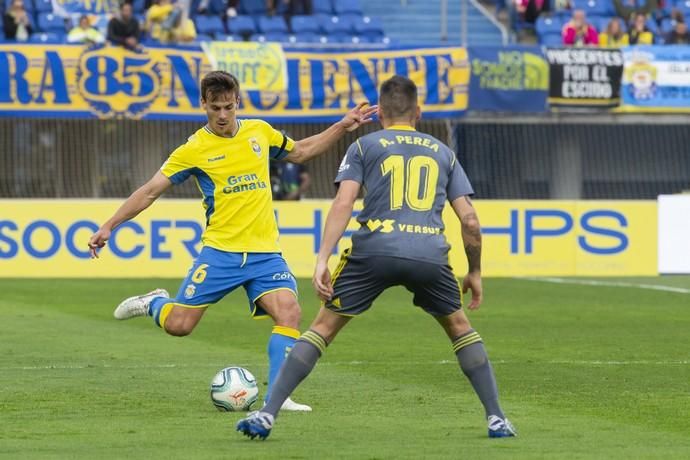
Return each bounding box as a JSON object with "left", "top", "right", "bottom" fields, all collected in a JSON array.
[
  {"left": 462, "top": 271, "right": 483, "bottom": 310},
  {"left": 88, "top": 228, "right": 111, "bottom": 259},
  {"left": 340, "top": 102, "right": 378, "bottom": 132},
  {"left": 312, "top": 261, "right": 334, "bottom": 301}
]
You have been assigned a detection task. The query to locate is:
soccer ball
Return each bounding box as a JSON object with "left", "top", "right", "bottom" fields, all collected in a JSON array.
[{"left": 210, "top": 366, "right": 259, "bottom": 412}]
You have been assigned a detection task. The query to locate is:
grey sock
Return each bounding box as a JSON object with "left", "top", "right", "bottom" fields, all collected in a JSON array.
[
  {"left": 453, "top": 329, "right": 505, "bottom": 419},
  {"left": 262, "top": 330, "right": 327, "bottom": 417}
]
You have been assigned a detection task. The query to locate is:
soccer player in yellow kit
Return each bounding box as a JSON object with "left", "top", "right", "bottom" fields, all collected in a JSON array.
[{"left": 88, "top": 71, "right": 377, "bottom": 411}]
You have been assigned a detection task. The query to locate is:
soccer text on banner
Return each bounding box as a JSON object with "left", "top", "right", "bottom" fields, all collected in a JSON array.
[{"left": 0, "top": 200, "right": 657, "bottom": 278}]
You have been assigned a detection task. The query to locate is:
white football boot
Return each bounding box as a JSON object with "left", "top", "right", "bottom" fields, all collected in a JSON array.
[
  {"left": 280, "top": 397, "right": 312, "bottom": 412},
  {"left": 113, "top": 288, "right": 169, "bottom": 320}
]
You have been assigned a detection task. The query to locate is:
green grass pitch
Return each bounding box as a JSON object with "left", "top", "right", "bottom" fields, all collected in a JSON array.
[{"left": 2, "top": 277, "right": 690, "bottom": 459}]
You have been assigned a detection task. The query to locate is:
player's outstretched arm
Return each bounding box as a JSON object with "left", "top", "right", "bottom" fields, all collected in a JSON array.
[
  {"left": 285, "top": 102, "right": 378, "bottom": 164},
  {"left": 451, "top": 195, "right": 483, "bottom": 310},
  {"left": 88, "top": 171, "right": 172, "bottom": 258},
  {"left": 313, "top": 180, "right": 361, "bottom": 301}
]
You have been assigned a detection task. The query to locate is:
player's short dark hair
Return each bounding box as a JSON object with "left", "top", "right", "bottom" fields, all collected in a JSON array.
[
  {"left": 200, "top": 71, "right": 240, "bottom": 102},
  {"left": 379, "top": 76, "right": 417, "bottom": 119}
]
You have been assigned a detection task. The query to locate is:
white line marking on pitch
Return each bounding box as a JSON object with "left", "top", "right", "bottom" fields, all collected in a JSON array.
[
  {"left": 521, "top": 277, "right": 690, "bottom": 294},
  {"left": 4, "top": 360, "right": 690, "bottom": 371}
]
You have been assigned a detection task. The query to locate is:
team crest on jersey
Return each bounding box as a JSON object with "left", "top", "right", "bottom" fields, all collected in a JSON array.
[
  {"left": 184, "top": 284, "right": 196, "bottom": 299},
  {"left": 249, "top": 138, "right": 262, "bottom": 156}
]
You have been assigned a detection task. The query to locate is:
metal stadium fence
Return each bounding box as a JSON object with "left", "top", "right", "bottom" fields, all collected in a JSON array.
[{"left": 0, "top": 117, "right": 688, "bottom": 200}]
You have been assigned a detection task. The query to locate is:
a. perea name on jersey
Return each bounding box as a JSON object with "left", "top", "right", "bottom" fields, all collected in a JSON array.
[
  {"left": 223, "top": 174, "right": 268, "bottom": 194},
  {"left": 378, "top": 136, "right": 440, "bottom": 152}
]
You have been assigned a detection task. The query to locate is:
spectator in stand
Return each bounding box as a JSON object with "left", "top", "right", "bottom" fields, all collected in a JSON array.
[
  {"left": 666, "top": 21, "right": 690, "bottom": 44},
  {"left": 515, "top": 0, "right": 549, "bottom": 24},
  {"left": 599, "top": 17, "right": 629, "bottom": 46},
  {"left": 107, "top": 2, "right": 141, "bottom": 50},
  {"left": 3, "top": 0, "right": 33, "bottom": 41},
  {"left": 613, "top": 0, "right": 658, "bottom": 24},
  {"left": 562, "top": 10, "right": 599, "bottom": 46},
  {"left": 268, "top": 0, "right": 312, "bottom": 25},
  {"left": 147, "top": 0, "right": 196, "bottom": 43},
  {"left": 270, "top": 162, "right": 311, "bottom": 200},
  {"left": 629, "top": 12, "right": 654, "bottom": 44},
  {"left": 68, "top": 14, "right": 105, "bottom": 44}
]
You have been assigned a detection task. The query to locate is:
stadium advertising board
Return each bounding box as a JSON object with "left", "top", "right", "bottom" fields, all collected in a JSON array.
[
  {"left": 468, "top": 46, "right": 548, "bottom": 112},
  {"left": 0, "top": 44, "right": 469, "bottom": 121},
  {"left": 619, "top": 45, "right": 690, "bottom": 113},
  {"left": 546, "top": 48, "right": 623, "bottom": 107},
  {"left": 0, "top": 200, "right": 656, "bottom": 278}
]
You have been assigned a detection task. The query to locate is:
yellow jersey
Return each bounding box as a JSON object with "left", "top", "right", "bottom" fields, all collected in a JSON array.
[{"left": 161, "top": 119, "right": 295, "bottom": 253}]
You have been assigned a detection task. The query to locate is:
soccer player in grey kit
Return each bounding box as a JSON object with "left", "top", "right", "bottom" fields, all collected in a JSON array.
[{"left": 237, "top": 75, "right": 516, "bottom": 439}]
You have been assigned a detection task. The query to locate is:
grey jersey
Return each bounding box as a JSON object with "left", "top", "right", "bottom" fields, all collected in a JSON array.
[{"left": 335, "top": 127, "right": 473, "bottom": 264}]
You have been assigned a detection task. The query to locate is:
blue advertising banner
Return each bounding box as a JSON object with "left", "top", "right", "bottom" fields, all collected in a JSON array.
[
  {"left": 0, "top": 44, "right": 469, "bottom": 122},
  {"left": 620, "top": 45, "right": 690, "bottom": 112},
  {"left": 468, "top": 46, "right": 548, "bottom": 112}
]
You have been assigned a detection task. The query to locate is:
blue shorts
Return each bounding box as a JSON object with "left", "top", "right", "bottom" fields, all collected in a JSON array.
[{"left": 173, "top": 247, "right": 298, "bottom": 318}]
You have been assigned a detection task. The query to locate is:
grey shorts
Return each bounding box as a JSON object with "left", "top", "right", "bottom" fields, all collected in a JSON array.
[{"left": 325, "top": 249, "right": 462, "bottom": 317}]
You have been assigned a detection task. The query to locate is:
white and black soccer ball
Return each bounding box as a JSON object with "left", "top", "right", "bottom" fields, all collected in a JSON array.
[{"left": 210, "top": 366, "right": 259, "bottom": 412}]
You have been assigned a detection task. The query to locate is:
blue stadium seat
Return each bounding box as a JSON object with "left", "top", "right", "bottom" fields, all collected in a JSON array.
[
  {"left": 676, "top": 0, "right": 690, "bottom": 16},
  {"left": 352, "top": 16, "right": 384, "bottom": 36},
  {"left": 312, "top": 0, "right": 333, "bottom": 14},
  {"left": 195, "top": 32, "right": 214, "bottom": 42},
  {"left": 241, "top": 0, "right": 268, "bottom": 15},
  {"left": 291, "top": 31, "right": 321, "bottom": 42},
  {"left": 263, "top": 31, "right": 289, "bottom": 42},
  {"left": 540, "top": 33, "right": 563, "bottom": 45},
  {"left": 329, "top": 32, "right": 365, "bottom": 44},
  {"left": 33, "top": 0, "right": 53, "bottom": 13},
  {"left": 571, "top": 0, "right": 614, "bottom": 17},
  {"left": 28, "top": 31, "right": 62, "bottom": 43},
  {"left": 37, "top": 13, "right": 66, "bottom": 33},
  {"left": 195, "top": 15, "right": 225, "bottom": 36},
  {"left": 333, "top": 0, "right": 362, "bottom": 15},
  {"left": 535, "top": 15, "right": 563, "bottom": 37},
  {"left": 206, "top": 0, "right": 226, "bottom": 14},
  {"left": 131, "top": 0, "right": 146, "bottom": 13},
  {"left": 142, "top": 36, "right": 162, "bottom": 46},
  {"left": 227, "top": 15, "right": 257, "bottom": 35},
  {"left": 258, "top": 15, "right": 288, "bottom": 33},
  {"left": 290, "top": 15, "right": 319, "bottom": 33},
  {"left": 215, "top": 33, "right": 244, "bottom": 41},
  {"left": 321, "top": 15, "right": 354, "bottom": 34}
]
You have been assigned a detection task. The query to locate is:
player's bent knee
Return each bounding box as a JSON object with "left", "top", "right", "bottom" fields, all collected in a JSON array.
[
  {"left": 162, "top": 307, "right": 203, "bottom": 337},
  {"left": 274, "top": 300, "right": 301, "bottom": 327}
]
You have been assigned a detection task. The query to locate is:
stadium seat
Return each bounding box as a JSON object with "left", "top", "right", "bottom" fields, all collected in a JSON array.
[
  {"left": 312, "top": 0, "right": 333, "bottom": 14},
  {"left": 290, "top": 15, "right": 319, "bottom": 33},
  {"left": 195, "top": 32, "right": 214, "bottom": 42},
  {"left": 227, "top": 15, "right": 257, "bottom": 35},
  {"left": 264, "top": 31, "right": 289, "bottom": 42},
  {"left": 131, "top": 0, "right": 146, "bottom": 13},
  {"left": 142, "top": 36, "right": 162, "bottom": 46},
  {"left": 571, "top": 0, "right": 615, "bottom": 16},
  {"left": 258, "top": 15, "right": 288, "bottom": 33},
  {"left": 215, "top": 33, "right": 244, "bottom": 41},
  {"left": 291, "top": 31, "right": 321, "bottom": 42},
  {"left": 205, "top": 0, "right": 225, "bottom": 14},
  {"left": 352, "top": 16, "right": 384, "bottom": 36},
  {"left": 33, "top": 0, "right": 53, "bottom": 14},
  {"left": 333, "top": 0, "right": 363, "bottom": 15},
  {"left": 195, "top": 15, "right": 225, "bottom": 36},
  {"left": 321, "top": 15, "right": 355, "bottom": 34},
  {"left": 241, "top": 0, "right": 268, "bottom": 15},
  {"left": 540, "top": 33, "right": 563, "bottom": 45},
  {"left": 37, "top": 13, "right": 66, "bottom": 33},
  {"left": 28, "top": 32, "right": 62, "bottom": 43},
  {"left": 535, "top": 15, "right": 563, "bottom": 37}
]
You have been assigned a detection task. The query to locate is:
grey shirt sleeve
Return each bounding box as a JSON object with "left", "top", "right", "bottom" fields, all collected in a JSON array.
[
  {"left": 447, "top": 154, "right": 474, "bottom": 201},
  {"left": 335, "top": 141, "right": 365, "bottom": 184}
]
